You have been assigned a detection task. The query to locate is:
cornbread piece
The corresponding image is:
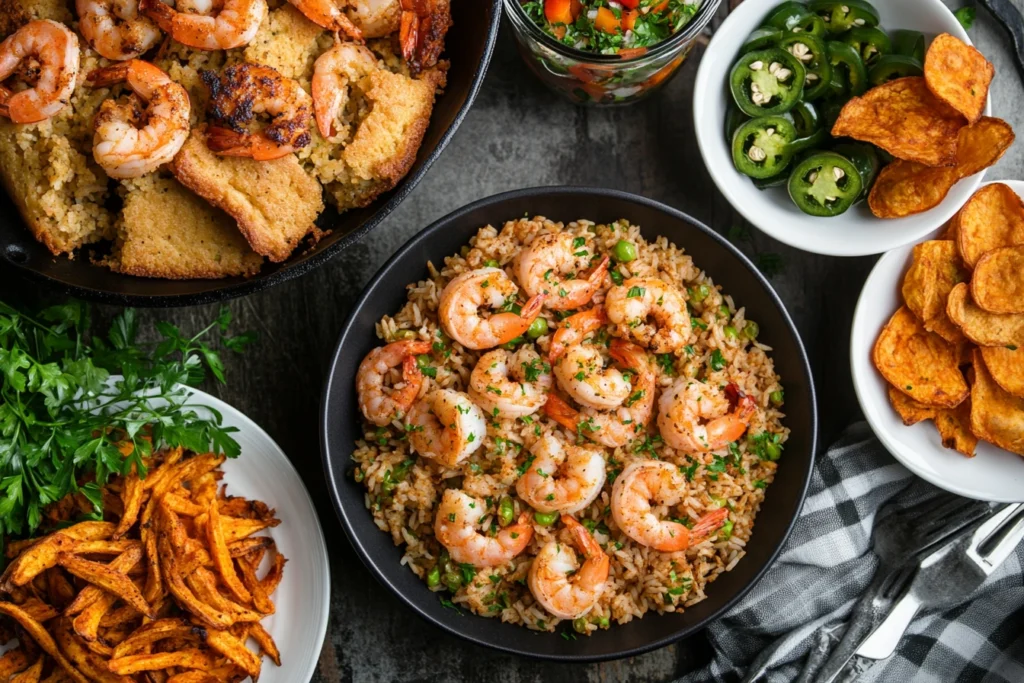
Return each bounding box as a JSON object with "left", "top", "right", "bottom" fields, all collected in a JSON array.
[
  {"left": 319, "top": 65, "right": 447, "bottom": 211},
  {"left": 172, "top": 127, "right": 324, "bottom": 262},
  {"left": 244, "top": 4, "right": 327, "bottom": 81},
  {"left": 108, "top": 176, "right": 263, "bottom": 279}
]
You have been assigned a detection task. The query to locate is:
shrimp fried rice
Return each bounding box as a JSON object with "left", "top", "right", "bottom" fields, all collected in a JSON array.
[{"left": 351, "top": 216, "right": 788, "bottom": 634}]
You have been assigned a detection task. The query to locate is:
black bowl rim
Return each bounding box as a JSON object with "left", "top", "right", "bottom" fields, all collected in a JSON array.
[
  {"left": 2, "top": 0, "right": 503, "bottom": 309},
  {"left": 319, "top": 186, "right": 818, "bottom": 662}
]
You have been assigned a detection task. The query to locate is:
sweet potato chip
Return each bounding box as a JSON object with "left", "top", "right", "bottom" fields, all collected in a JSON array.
[
  {"left": 72, "top": 592, "right": 117, "bottom": 643},
  {"left": 971, "top": 349, "right": 1024, "bottom": 455},
  {"left": 901, "top": 241, "right": 968, "bottom": 342},
  {"left": 248, "top": 622, "right": 281, "bottom": 667},
  {"left": 867, "top": 161, "right": 957, "bottom": 218},
  {"left": 113, "top": 470, "right": 144, "bottom": 540},
  {"left": 954, "top": 117, "right": 1015, "bottom": 177},
  {"left": 107, "top": 650, "right": 216, "bottom": 675},
  {"left": 874, "top": 306, "right": 969, "bottom": 407},
  {"left": 0, "top": 648, "right": 31, "bottom": 678},
  {"left": 111, "top": 619, "right": 198, "bottom": 659},
  {"left": 206, "top": 502, "right": 251, "bottom": 604},
  {"left": 166, "top": 674, "right": 219, "bottom": 683},
  {"left": 832, "top": 77, "right": 966, "bottom": 166},
  {"left": 0, "top": 606, "right": 89, "bottom": 683},
  {"left": 887, "top": 387, "right": 977, "bottom": 456},
  {"left": 58, "top": 554, "right": 154, "bottom": 620},
  {"left": 979, "top": 345, "right": 1024, "bottom": 398},
  {"left": 947, "top": 282, "right": 1024, "bottom": 346},
  {"left": 205, "top": 628, "right": 261, "bottom": 681},
  {"left": 9, "top": 656, "right": 42, "bottom": 683},
  {"left": 53, "top": 618, "right": 127, "bottom": 683},
  {"left": 924, "top": 33, "right": 994, "bottom": 124},
  {"left": 888, "top": 386, "right": 935, "bottom": 425},
  {"left": 63, "top": 546, "right": 143, "bottom": 616},
  {"left": 955, "top": 183, "right": 1024, "bottom": 267},
  {"left": 971, "top": 245, "right": 1024, "bottom": 313}
]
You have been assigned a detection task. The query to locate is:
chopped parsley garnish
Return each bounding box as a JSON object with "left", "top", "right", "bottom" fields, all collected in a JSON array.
[
  {"left": 656, "top": 353, "right": 676, "bottom": 376},
  {"left": 709, "top": 349, "right": 726, "bottom": 372},
  {"left": 626, "top": 286, "right": 646, "bottom": 299}
]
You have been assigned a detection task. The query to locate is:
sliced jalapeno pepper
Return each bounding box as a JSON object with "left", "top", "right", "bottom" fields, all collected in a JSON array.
[
  {"left": 841, "top": 27, "right": 891, "bottom": 67},
  {"left": 742, "top": 27, "right": 784, "bottom": 52},
  {"left": 764, "top": 2, "right": 812, "bottom": 31},
  {"left": 732, "top": 116, "right": 798, "bottom": 179},
  {"left": 777, "top": 33, "right": 832, "bottom": 100},
  {"left": 831, "top": 142, "right": 880, "bottom": 199},
  {"left": 809, "top": 0, "right": 880, "bottom": 34},
  {"left": 789, "top": 127, "right": 829, "bottom": 154},
  {"left": 726, "top": 104, "right": 750, "bottom": 139},
  {"left": 891, "top": 29, "right": 926, "bottom": 62},
  {"left": 827, "top": 40, "right": 868, "bottom": 96},
  {"left": 787, "top": 152, "right": 863, "bottom": 217},
  {"left": 753, "top": 173, "right": 790, "bottom": 190},
  {"left": 868, "top": 54, "right": 923, "bottom": 86},
  {"left": 787, "top": 100, "right": 822, "bottom": 137},
  {"left": 821, "top": 99, "right": 845, "bottom": 129},
  {"left": 729, "top": 48, "right": 806, "bottom": 117}
]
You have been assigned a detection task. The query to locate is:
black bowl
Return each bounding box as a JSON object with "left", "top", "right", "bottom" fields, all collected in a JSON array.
[
  {"left": 0, "top": 0, "right": 501, "bottom": 307},
  {"left": 320, "top": 188, "right": 817, "bottom": 661}
]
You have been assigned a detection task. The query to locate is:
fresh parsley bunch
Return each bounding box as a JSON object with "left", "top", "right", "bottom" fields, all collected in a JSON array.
[{"left": 0, "top": 301, "right": 255, "bottom": 539}]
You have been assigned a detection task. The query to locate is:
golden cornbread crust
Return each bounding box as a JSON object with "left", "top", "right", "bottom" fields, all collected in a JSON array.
[
  {"left": 0, "top": 0, "right": 449, "bottom": 279},
  {"left": 107, "top": 175, "right": 264, "bottom": 279}
]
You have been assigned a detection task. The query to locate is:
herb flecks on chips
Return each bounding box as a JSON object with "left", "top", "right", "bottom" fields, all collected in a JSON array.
[{"left": 924, "top": 33, "right": 994, "bottom": 124}]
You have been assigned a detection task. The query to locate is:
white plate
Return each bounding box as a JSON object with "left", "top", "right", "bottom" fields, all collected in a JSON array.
[
  {"left": 186, "top": 387, "right": 331, "bottom": 682},
  {"left": 693, "top": 0, "right": 991, "bottom": 257},
  {"left": 850, "top": 180, "right": 1024, "bottom": 503}
]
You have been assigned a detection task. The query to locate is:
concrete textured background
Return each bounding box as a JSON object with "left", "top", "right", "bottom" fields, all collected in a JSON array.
[{"left": 5, "top": 0, "right": 1023, "bottom": 680}]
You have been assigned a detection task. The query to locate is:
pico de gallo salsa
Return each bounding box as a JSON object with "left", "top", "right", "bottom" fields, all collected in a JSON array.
[{"left": 520, "top": 0, "right": 703, "bottom": 55}]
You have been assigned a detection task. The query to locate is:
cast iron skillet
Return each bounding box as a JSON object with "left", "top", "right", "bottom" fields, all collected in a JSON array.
[
  {"left": 320, "top": 188, "right": 817, "bottom": 661},
  {"left": 0, "top": 0, "right": 501, "bottom": 308}
]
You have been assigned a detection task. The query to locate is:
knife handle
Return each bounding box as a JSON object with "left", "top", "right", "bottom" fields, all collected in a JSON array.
[
  {"left": 979, "top": 0, "right": 1024, "bottom": 83},
  {"left": 855, "top": 593, "right": 922, "bottom": 660}
]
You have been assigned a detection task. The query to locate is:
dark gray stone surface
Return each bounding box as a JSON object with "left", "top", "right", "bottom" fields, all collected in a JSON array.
[{"left": 4, "top": 1, "right": 1022, "bottom": 680}]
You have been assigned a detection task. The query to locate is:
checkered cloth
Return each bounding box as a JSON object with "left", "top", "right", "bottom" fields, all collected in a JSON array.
[{"left": 680, "top": 422, "right": 1024, "bottom": 683}]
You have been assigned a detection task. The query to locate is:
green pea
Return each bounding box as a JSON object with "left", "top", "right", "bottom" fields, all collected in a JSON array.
[
  {"left": 393, "top": 329, "right": 417, "bottom": 341},
  {"left": 573, "top": 617, "right": 589, "bottom": 634},
  {"left": 690, "top": 284, "right": 711, "bottom": 303},
  {"left": 766, "top": 441, "right": 782, "bottom": 461},
  {"left": 770, "top": 390, "right": 784, "bottom": 405},
  {"left": 427, "top": 565, "right": 441, "bottom": 587},
  {"left": 710, "top": 495, "right": 727, "bottom": 508},
  {"left": 527, "top": 317, "right": 549, "bottom": 339},
  {"left": 719, "top": 305, "right": 731, "bottom": 319},
  {"left": 485, "top": 259, "right": 500, "bottom": 268},
  {"left": 598, "top": 616, "right": 610, "bottom": 628},
  {"left": 719, "top": 519, "right": 734, "bottom": 541},
  {"left": 612, "top": 240, "right": 637, "bottom": 263},
  {"left": 724, "top": 326, "right": 738, "bottom": 341},
  {"left": 534, "top": 511, "right": 558, "bottom": 526},
  {"left": 498, "top": 497, "right": 515, "bottom": 527},
  {"left": 416, "top": 354, "right": 432, "bottom": 370},
  {"left": 743, "top": 321, "right": 760, "bottom": 340},
  {"left": 443, "top": 570, "right": 463, "bottom": 592},
  {"left": 501, "top": 336, "right": 524, "bottom": 350}
]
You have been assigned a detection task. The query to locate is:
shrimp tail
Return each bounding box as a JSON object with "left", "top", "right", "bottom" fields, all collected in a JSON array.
[
  {"left": 689, "top": 507, "right": 729, "bottom": 542},
  {"left": 586, "top": 255, "right": 611, "bottom": 288},
  {"left": 205, "top": 126, "right": 293, "bottom": 161},
  {"left": 138, "top": 0, "right": 175, "bottom": 27},
  {"left": 561, "top": 515, "right": 601, "bottom": 558},
  {"left": 543, "top": 394, "right": 581, "bottom": 433},
  {"left": 399, "top": 10, "right": 418, "bottom": 64},
  {"left": 491, "top": 293, "right": 547, "bottom": 346},
  {"left": 87, "top": 62, "right": 130, "bottom": 87},
  {"left": 609, "top": 338, "right": 648, "bottom": 370}
]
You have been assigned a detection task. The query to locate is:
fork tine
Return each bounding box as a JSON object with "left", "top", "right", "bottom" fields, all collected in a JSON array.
[
  {"left": 921, "top": 501, "right": 993, "bottom": 542},
  {"left": 974, "top": 504, "right": 1024, "bottom": 570}
]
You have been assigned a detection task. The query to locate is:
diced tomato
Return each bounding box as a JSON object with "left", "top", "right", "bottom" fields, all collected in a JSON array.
[
  {"left": 653, "top": 0, "right": 670, "bottom": 11},
  {"left": 571, "top": 0, "right": 583, "bottom": 17},
  {"left": 544, "top": 0, "right": 575, "bottom": 25},
  {"left": 619, "top": 0, "right": 640, "bottom": 7},
  {"left": 593, "top": 6, "right": 621, "bottom": 34},
  {"left": 617, "top": 46, "right": 649, "bottom": 59},
  {"left": 620, "top": 9, "right": 638, "bottom": 31}
]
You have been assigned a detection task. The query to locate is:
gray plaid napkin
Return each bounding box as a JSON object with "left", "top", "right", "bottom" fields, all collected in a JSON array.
[{"left": 679, "top": 422, "right": 1024, "bottom": 683}]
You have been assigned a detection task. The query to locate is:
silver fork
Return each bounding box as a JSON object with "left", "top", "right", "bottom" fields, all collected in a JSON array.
[
  {"left": 754, "top": 496, "right": 994, "bottom": 683},
  {"left": 855, "top": 502, "right": 1024, "bottom": 661}
]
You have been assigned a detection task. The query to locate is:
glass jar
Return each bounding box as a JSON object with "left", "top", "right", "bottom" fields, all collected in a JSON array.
[{"left": 503, "top": 0, "right": 722, "bottom": 106}]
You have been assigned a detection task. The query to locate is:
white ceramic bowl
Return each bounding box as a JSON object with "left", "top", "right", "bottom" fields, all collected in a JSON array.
[
  {"left": 850, "top": 180, "right": 1024, "bottom": 503},
  {"left": 693, "top": 0, "right": 991, "bottom": 257}
]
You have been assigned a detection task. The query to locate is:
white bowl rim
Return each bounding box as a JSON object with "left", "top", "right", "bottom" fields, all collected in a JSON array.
[{"left": 693, "top": 0, "right": 993, "bottom": 257}]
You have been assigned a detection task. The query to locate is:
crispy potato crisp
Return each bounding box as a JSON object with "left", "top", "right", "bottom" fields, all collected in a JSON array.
[
  {"left": 874, "top": 306, "right": 969, "bottom": 408},
  {"left": 955, "top": 183, "right": 1024, "bottom": 267},
  {"left": 832, "top": 77, "right": 966, "bottom": 167},
  {"left": 924, "top": 33, "right": 995, "bottom": 124},
  {"left": 901, "top": 240, "right": 968, "bottom": 342},
  {"left": 971, "top": 350, "right": 1024, "bottom": 456},
  {"left": 955, "top": 117, "right": 1015, "bottom": 177},
  {"left": 888, "top": 387, "right": 977, "bottom": 457},
  {"left": 971, "top": 245, "right": 1024, "bottom": 314},
  {"left": 947, "top": 282, "right": 1024, "bottom": 347},
  {"left": 979, "top": 345, "right": 1024, "bottom": 398}
]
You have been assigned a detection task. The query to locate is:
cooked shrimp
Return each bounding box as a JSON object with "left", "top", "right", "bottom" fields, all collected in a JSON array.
[
  {"left": 86, "top": 60, "right": 190, "bottom": 179},
  {"left": 549, "top": 307, "right": 606, "bottom": 363},
  {"left": 515, "top": 232, "right": 610, "bottom": 311},
  {"left": 515, "top": 434, "right": 605, "bottom": 514},
  {"left": 544, "top": 339, "right": 655, "bottom": 448},
  {"left": 468, "top": 347, "right": 552, "bottom": 420},
  {"left": 76, "top": 0, "right": 162, "bottom": 61},
  {"left": 397, "top": 0, "right": 451, "bottom": 74},
  {"left": 200, "top": 64, "right": 313, "bottom": 161},
  {"left": 553, "top": 344, "right": 631, "bottom": 411},
  {"left": 139, "top": 0, "right": 266, "bottom": 50},
  {"left": 311, "top": 41, "right": 378, "bottom": 140},
  {"left": 407, "top": 389, "right": 487, "bottom": 467},
  {"left": 604, "top": 278, "right": 690, "bottom": 354},
  {"left": 435, "top": 489, "right": 533, "bottom": 568},
  {"left": 356, "top": 340, "right": 431, "bottom": 426},
  {"left": 0, "top": 20, "right": 80, "bottom": 124},
  {"left": 287, "top": 0, "right": 362, "bottom": 39},
  {"left": 658, "top": 381, "right": 756, "bottom": 453},
  {"left": 438, "top": 268, "right": 546, "bottom": 351},
  {"left": 611, "top": 460, "right": 729, "bottom": 552},
  {"left": 528, "top": 515, "right": 609, "bottom": 620}
]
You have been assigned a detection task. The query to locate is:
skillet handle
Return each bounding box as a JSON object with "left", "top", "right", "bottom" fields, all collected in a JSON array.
[{"left": 978, "top": 0, "right": 1024, "bottom": 84}]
